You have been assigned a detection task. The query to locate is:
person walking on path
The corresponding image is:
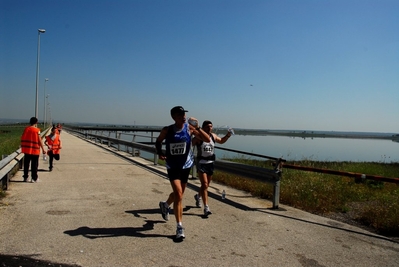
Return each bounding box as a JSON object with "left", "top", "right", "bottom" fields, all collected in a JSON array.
[
  {"left": 44, "top": 127, "right": 62, "bottom": 171},
  {"left": 192, "top": 120, "right": 233, "bottom": 216},
  {"left": 56, "top": 123, "right": 62, "bottom": 134},
  {"left": 156, "top": 106, "right": 210, "bottom": 240},
  {"left": 20, "top": 117, "right": 46, "bottom": 182}
]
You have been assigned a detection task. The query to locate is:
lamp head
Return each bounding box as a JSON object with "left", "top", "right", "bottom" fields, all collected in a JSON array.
[{"left": 38, "top": 29, "right": 46, "bottom": 33}]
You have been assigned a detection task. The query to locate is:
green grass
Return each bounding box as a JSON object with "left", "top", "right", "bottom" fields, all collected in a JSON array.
[
  {"left": 0, "top": 124, "right": 47, "bottom": 156},
  {"left": 0, "top": 126, "right": 25, "bottom": 156},
  {"left": 214, "top": 158, "right": 399, "bottom": 236}
]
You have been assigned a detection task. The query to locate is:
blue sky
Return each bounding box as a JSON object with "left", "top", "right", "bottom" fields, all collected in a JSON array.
[{"left": 1, "top": 0, "right": 398, "bottom": 132}]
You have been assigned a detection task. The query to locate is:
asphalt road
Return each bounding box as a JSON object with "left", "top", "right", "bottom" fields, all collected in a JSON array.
[{"left": 1, "top": 131, "right": 398, "bottom": 267}]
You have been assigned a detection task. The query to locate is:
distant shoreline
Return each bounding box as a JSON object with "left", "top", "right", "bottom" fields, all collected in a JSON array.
[
  {"left": 1, "top": 119, "right": 398, "bottom": 141},
  {"left": 65, "top": 124, "right": 399, "bottom": 142},
  {"left": 230, "top": 128, "right": 399, "bottom": 141}
]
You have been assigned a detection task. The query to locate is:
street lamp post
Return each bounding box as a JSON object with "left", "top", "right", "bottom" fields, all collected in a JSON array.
[
  {"left": 43, "top": 95, "right": 50, "bottom": 129},
  {"left": 43, "top": 78, "right": 49, "bottom": 129},
  {"left": 47, "top": 98, "right": 52, "bottom": 127},
  {"left": 35, "top": 29, "right": 46, "bottom": 118}
]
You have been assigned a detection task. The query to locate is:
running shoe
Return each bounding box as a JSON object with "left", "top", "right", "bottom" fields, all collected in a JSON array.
[
  {"left": 159, "top": 201, "right": 170, "bottom": 221},
  {"left": 204, "top": 206, "right": 212, "bottom": 216},
  {"left": 176, "top": 226, "right": 185, "bottom": 239},
  {"left": 194, "top": 194, "right": 202, "bottom": 208}
]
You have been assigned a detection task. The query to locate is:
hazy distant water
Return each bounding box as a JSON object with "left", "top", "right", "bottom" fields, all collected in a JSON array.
[
  {"left": 215, "top": 134, "right": 398, "bottom": 162},
  {"left": 118, "top": 131, "right": 399, "bottom": 163}
]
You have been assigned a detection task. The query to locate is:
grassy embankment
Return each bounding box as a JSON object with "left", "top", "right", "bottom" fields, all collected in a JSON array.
[
  {"left": 0, "top": 124, "right": 48, "bottom": 157},
  {"left": 0, "top": 125, "right": 25, "bottom": 156},
  {"left": 214, "top": 157, "right": 399, "bottom": 237},
  {"left": 1, "top": 125, "right": 398, "bottom": 236}
]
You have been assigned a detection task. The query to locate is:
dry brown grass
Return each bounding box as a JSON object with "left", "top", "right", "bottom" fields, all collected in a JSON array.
[{"left": 214, "top": 158, "right": 399, "bottom": 237}]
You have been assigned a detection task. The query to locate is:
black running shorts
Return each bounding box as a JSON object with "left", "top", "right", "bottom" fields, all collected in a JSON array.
[
  {"left": 167, "top": 167, "right": 191, "bottom": 183},
  {"left": 197, "top": 162, "right": 214, "bottom": 176}
]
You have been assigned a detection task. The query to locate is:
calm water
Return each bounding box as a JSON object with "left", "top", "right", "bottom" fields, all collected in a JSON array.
[
  {"left": 215, "top": 134, "right": 399, "bottom": 162},
  {"left": 118, "top": 131, "right": 399, "bottom": 163}
]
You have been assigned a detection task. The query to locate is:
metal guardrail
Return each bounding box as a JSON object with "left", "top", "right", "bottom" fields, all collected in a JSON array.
[
  {"left": 0, "top": 149, "right": 24, "bottom": 190},
  {"left": 213, "top": 159, "right": 282, "bottom": 208},
  {"left": 282, "top": 164, "right": 399, "bottom": 184},
  {"left": 67, "top": 127, "right": 283, "bottom": 209}
]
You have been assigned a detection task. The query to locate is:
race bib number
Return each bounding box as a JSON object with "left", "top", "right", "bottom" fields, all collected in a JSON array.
[
  {"left": 169, "top": 142, "right": 186, "bottom": 155},
  {"left": 203, "top": 144, "right": 213, "bottom": 154}
]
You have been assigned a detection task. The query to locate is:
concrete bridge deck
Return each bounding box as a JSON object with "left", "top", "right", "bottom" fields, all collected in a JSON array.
[{"left": 1, "top": 131, "right": 398, "bottom": 267}]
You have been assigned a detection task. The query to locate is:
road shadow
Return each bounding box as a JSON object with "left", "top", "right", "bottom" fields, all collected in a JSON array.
[
  {"left": 63, "top": 220, "right": 173, "bottom": 240},
  {"left": 126, "top": 206, "right": 206, "bottom": 220},
  {"left": 0, "top": 254, "right": 81, "bottom": 267},
  {"left": 125, "top": 208, "right": 170, "bottom": 219}
]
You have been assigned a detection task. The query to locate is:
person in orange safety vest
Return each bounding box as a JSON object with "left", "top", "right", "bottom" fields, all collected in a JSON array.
[
  {"left": 56, "top": 123, "right": 62, "bottom": 134},
  {"left": 44, "top": 127, "right": 62, "bottom": 171},
  {"left": 21, "top": 117, "right": 46, "bottom": 182}
]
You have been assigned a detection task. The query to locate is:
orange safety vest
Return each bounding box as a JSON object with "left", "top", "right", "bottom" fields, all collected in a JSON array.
[
  {"left": 21, "top": 126, "right": 41, "bottom": 155},
  {"left": 45, "top": 134, "right": 61, "bottom": 154}
]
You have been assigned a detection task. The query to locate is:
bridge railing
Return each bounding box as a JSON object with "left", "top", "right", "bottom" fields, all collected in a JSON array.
[{"left": 0, "top": 149, "right": 24, "bottom": 190}]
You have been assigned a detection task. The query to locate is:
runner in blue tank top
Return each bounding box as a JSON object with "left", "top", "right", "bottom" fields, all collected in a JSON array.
[
  {"left": 156, "top": 106, "right": 210, "bottom": 240},
  {"left": 164, "top": 122, "right": 193, "bottom": 169}
]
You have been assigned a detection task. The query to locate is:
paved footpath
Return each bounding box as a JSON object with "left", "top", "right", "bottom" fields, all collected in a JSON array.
[{"left": 1, "top": 131, "right": 399, "bottom": 267}]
